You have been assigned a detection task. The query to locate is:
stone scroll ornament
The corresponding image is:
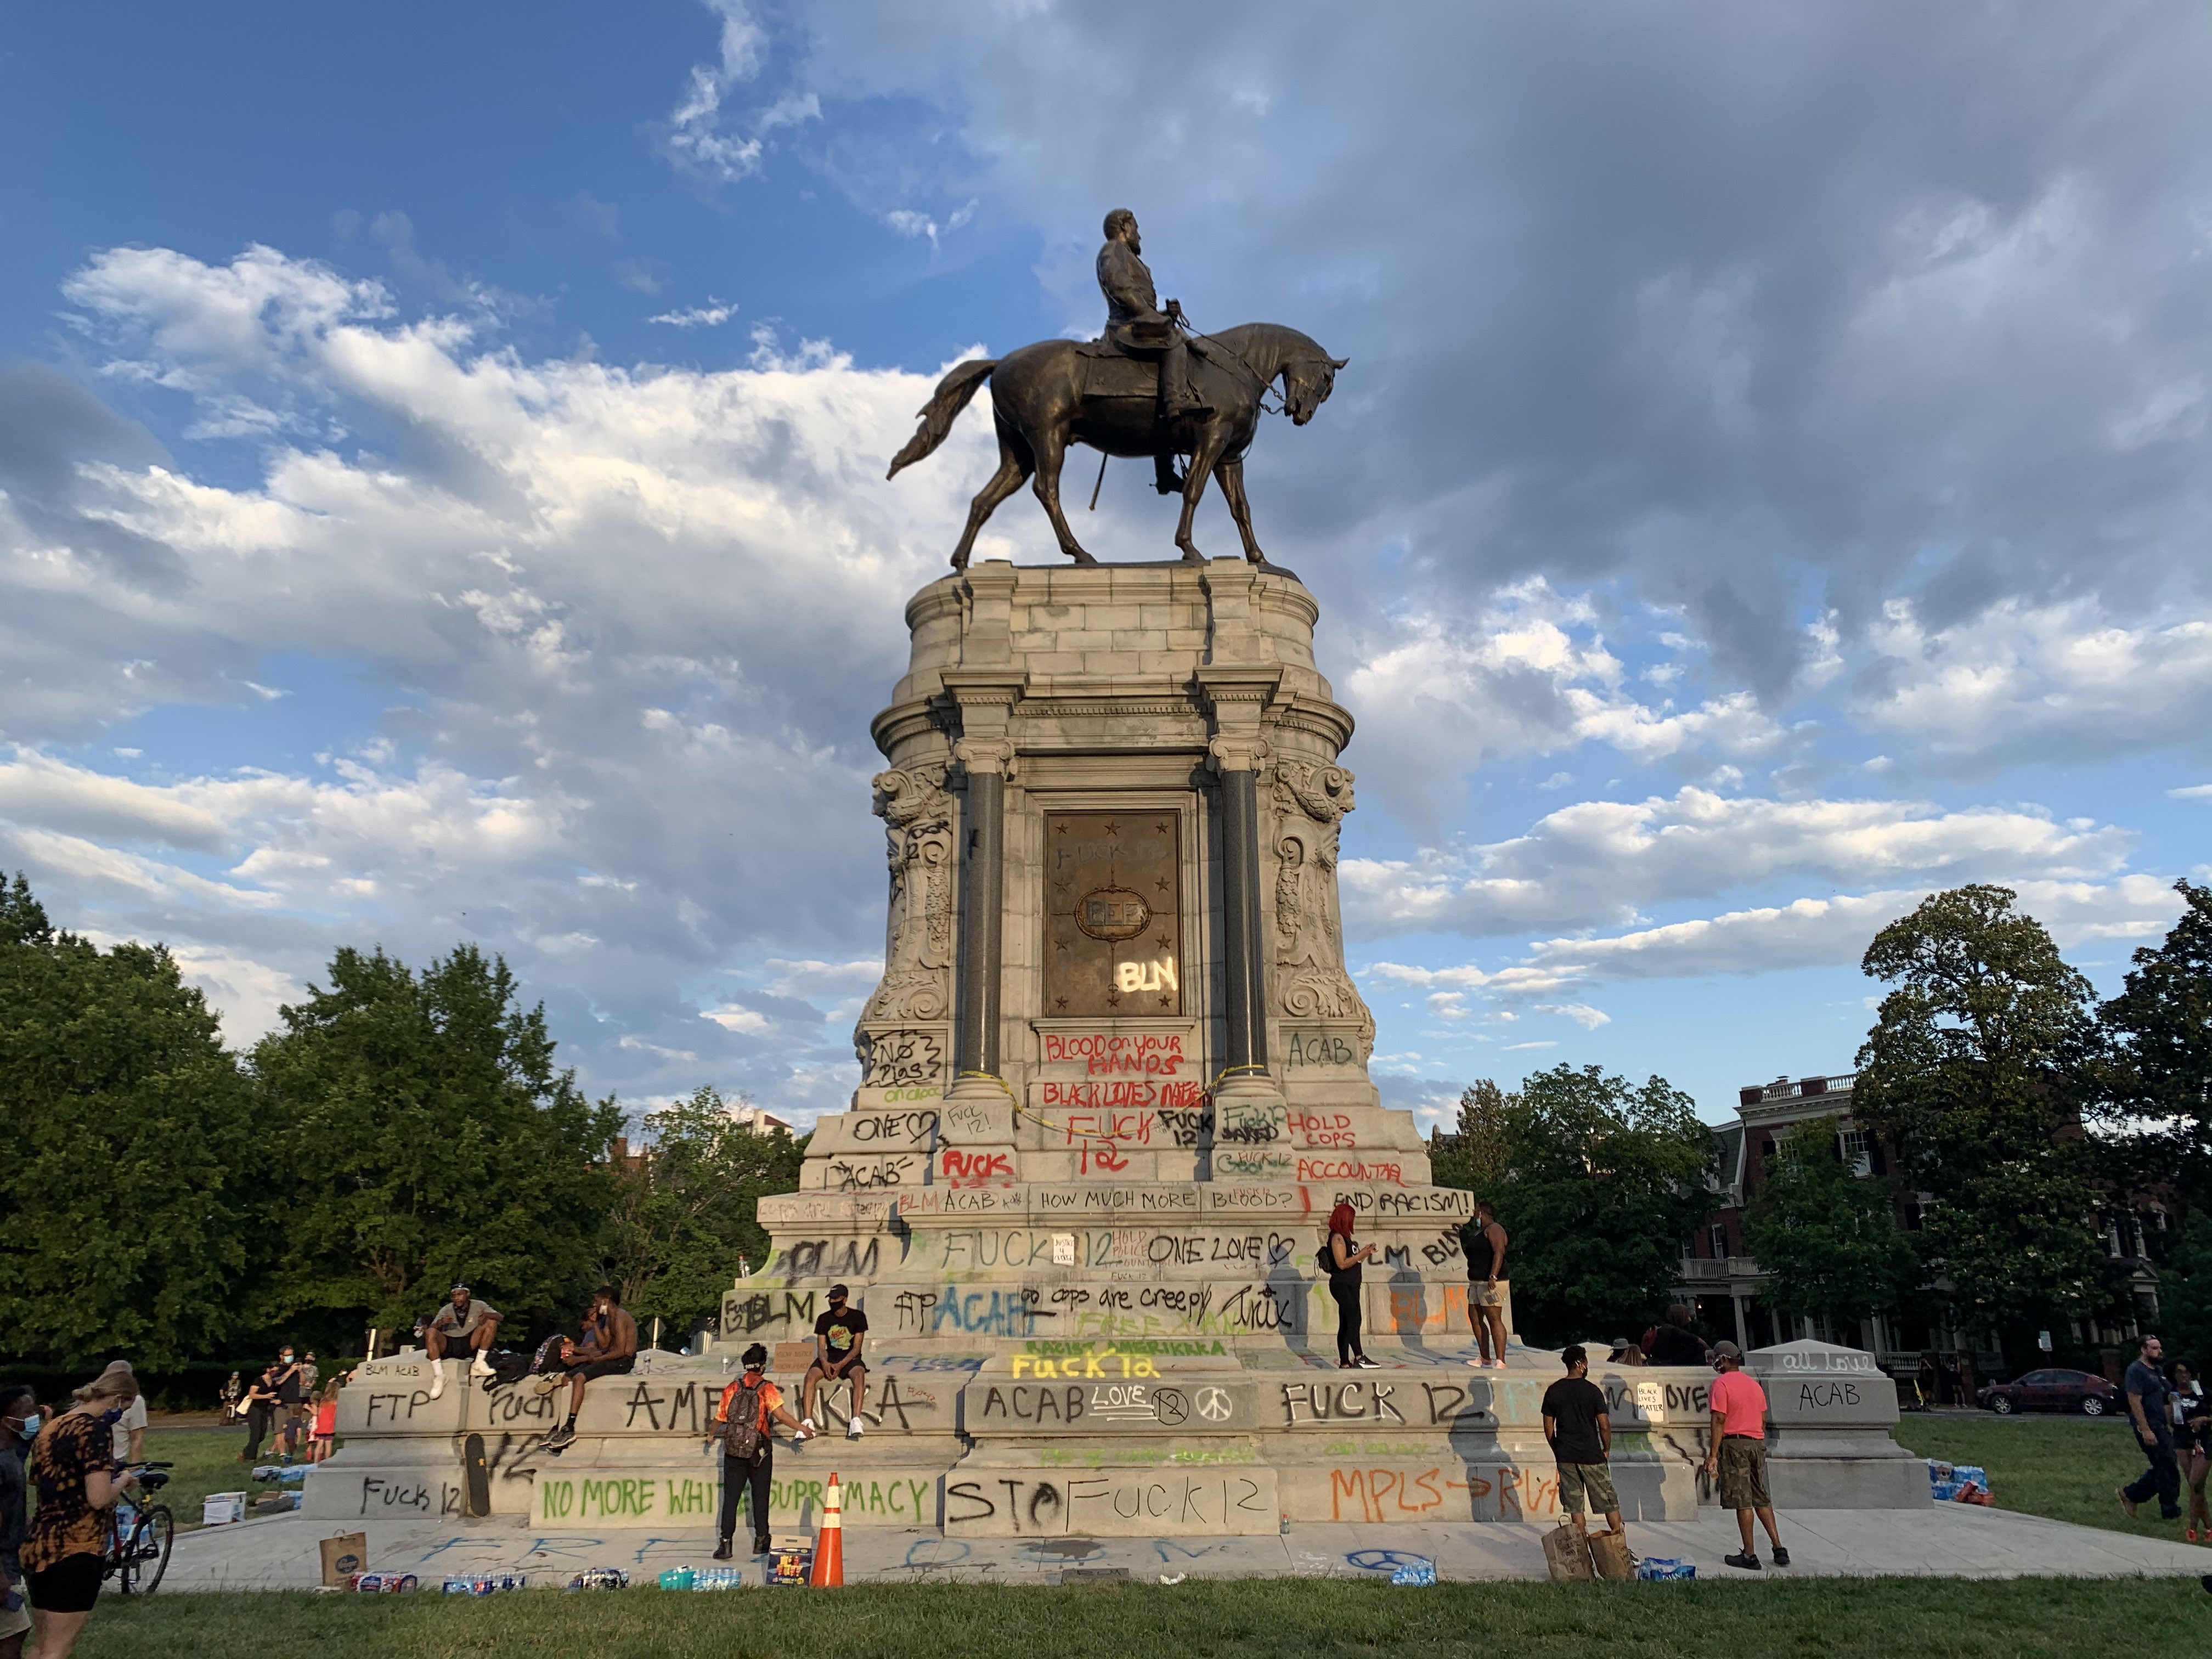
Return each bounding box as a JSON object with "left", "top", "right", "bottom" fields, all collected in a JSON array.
[
  {"left": 1271, "top": 762, "right": 1375, "bottom": 1047},
  {"left": 860, "top": 765, "right": 956, "bottom": 1024}
]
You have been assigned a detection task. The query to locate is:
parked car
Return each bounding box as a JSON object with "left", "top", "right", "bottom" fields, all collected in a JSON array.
[{"left": 1978, "top": 1368, "right": 2119, "bottom": 1416}]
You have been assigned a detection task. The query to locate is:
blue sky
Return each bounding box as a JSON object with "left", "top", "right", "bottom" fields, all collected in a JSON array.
[{"left": 4, "top": 2, "right": 2210, "bottom": 1128}]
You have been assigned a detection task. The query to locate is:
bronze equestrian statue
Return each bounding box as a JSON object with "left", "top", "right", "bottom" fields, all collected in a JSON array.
[{"left": 888, "top": 208, "right": 1348, "bottom": 570}]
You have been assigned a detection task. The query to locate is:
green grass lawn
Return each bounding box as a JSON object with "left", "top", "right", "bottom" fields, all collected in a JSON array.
[
  {"left": 66, "top": 1577, "right": 2212, "bottom": 1659},
  {"left": 1892, "top": 1410, "right": 2211, "bottom": 1545},
  {"left": 142, "top": 1417, "right": 322, "bottom": 1531}
]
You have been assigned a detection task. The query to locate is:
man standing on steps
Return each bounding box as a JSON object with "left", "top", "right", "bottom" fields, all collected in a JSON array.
[
  {"left": 1463, "top": 1200, "right": 1510, "bottom": 1368},
  {"left": 424, "top": 1284, "right": 502, "bottom": 1400},
  {"left": 801, "top": 1285, "right": 871, "bottom": 1440},
  {"left": 1703, "top": 1340, "right": 1789, "bottom": 1570},
  {"left": 1543, "top": 1345, "right": 1630, "bottom": 1555},
  {"left": 711, "top": 1344, "right": 812, "bottom": 1561},
  {"left": 2118, "top": 1333, "right": 2182, "bottom": 1522}
]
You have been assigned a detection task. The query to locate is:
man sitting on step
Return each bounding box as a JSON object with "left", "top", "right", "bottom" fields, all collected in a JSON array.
[
  {"left": 424, "top": 1284, "right": 501, "bottom": 1400},
  {"left": 538, "top": 1285, "right": 639, "bottom": 1449},
  {"left": 800, "top": 1284, "right": 870, "bottom": 1441}
]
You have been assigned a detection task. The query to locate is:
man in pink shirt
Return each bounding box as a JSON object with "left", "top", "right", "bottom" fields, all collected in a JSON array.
[{"left": 1702, "top": 1340, "right": 1789, "bottom": 1570}]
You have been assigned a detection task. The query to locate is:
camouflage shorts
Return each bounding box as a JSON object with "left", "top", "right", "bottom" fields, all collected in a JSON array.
[
  {"left": 1557, "top": 1460, "right": 1617, "bottom": 1516},
  {"left": 1718, "top": 1436, "right": 1770, "bottom": 1510}
]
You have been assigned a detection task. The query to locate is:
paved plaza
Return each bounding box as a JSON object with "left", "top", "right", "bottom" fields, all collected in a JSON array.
[{"left": 166, "top": 1502, "right": 2210, "bottom": 1591}]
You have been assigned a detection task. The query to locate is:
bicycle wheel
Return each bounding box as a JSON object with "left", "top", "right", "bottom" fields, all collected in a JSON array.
[{"left": 119, "top": 1506, "right": 174, "bottom": 1595}]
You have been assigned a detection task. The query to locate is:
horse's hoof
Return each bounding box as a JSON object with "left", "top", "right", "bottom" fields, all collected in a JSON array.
[
  {"left": 1178, "top": 546, "right": 1205, "bottom": 563},
  {"left": 1066, "top": 550, "right": 1099, "bottom": 566}
]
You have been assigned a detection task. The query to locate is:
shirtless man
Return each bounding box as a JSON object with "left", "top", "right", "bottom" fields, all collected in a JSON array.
[{"left": 539, "top": 1286, "right": 638, "bottom": 1450}]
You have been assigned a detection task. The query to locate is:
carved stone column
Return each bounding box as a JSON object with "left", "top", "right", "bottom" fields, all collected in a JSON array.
[
  {"left": 1199, "top": 670, "right": 1286, "bottom": 1113},
  {"left": 943, "top": 671, "right": 1020, "bottom": 1102}
]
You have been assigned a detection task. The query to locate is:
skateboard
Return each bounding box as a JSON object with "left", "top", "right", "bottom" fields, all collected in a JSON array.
[{"left": 462, "top": 1432, "right": 490, "bottom": 1517}]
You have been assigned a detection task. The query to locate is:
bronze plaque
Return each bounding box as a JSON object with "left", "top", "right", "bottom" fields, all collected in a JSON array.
[{"left": 1043, "top": 810, "right": 1182, "bottom": 1017}]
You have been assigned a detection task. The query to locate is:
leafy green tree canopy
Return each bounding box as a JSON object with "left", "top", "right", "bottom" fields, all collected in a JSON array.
[
  {"left": 605, "top": 1086, "right": 807, "bottom": 1334},
  {"left": 253, "top": 943, "right": 622, "bottom": 1341},
  {"left": 1465, "top": 1064, "right": 1717, "bottom": 1347},
  {"left": 1740, "top": 1114, "right": 1920, "bottom": 1328},
  {"left": 1853, "top": 884, "right": 2106, "bottom": 1343},
  {"left": 0, "top": 872, "right": 261, "bottom": 1368},
  {"left": 2097, "top": 878, "right": 2212, "bottom": 1216}
]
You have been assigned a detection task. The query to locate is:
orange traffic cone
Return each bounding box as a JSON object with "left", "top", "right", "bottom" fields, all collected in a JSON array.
[{"left": 810, "top": 1472, "right": 844, "bottom": 1587}]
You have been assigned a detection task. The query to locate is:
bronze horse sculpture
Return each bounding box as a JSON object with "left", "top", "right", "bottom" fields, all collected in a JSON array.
[{"left": 887, "top": 323, "right": 1347, "bottom": 571}]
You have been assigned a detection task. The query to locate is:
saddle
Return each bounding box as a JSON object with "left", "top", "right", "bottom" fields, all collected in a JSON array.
[
  {"left": 1077, "top": 346, "right": 1164, "bottom": 402},
  {"left": 1076, "top": 334, "right": 1231, "bottom": 403}
]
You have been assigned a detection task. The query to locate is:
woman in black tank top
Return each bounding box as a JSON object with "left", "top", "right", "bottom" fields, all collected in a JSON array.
[{"left": 1325, "top": 1203, "right": 1379, "bottom": 1369}]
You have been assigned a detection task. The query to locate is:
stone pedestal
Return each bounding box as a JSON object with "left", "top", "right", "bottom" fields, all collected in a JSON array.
[{"left": 306, "top": 562, "right": 1928, "bottom": 1540}]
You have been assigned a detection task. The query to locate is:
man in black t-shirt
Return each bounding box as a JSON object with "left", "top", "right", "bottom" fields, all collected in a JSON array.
[
  {"left": 1541, "top": 1345, "right": 1627, "bottom": 1547},
  {"left": 1645, "top": 1305, "right": 1708, "bottom": 1368},
  {"left": 801, "top": 1284, "right": 870, "bottom": 1441}
]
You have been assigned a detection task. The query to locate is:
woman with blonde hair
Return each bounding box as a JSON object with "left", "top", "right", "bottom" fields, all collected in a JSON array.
[{"left": 22, "top": 1365, "right": 139, "bottom": 1658}]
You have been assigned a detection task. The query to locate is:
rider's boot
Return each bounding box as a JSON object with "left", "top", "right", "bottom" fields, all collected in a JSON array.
[{"left": 1154, "top": 453, "right": 1183, "bottom": 495}]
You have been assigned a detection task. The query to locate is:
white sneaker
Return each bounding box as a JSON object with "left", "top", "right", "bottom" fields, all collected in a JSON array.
[
  {"left": 470, "top": 1352, "right": 495, "bottom": 1378},
  {"left": 847, "top": 1418, "right": 866, "bottom": 1440},
  {"left": 427, "top": 1364, "right": 446, "bottom": 1400}
]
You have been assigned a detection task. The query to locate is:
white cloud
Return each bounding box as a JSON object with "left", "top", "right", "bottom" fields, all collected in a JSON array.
[
  {"left": 1855, "top": 598, "right": 2212, "bottom": 763},
  {"left": 2172, "top": 785, "right": 2212, "bottom": 800},
  {"left": 1362, "top": 876, "right": 2185, "bottom": 1018},
  {"left": 2, "top": 241, "right": 1015, "bottom": 1116},
  {"left": 1534, "top": 1001, "right": 1611, "bottom": 1030},
  {"left": 1342, "top": 786, "right": 2128, "bottom": 939},
  {"left": 664, "top": 2, "right": 768, "bottom": 182},
  {"left": 648, "top": 300, "right": 737, "bottom": 329}
]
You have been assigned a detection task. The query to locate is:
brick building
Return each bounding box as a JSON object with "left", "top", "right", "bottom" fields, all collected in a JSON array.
[{"left": 1675, "top": 1069, "right": 2160, "bottom": 1377}]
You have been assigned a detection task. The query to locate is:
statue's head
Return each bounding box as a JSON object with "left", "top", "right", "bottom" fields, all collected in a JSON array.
[{"left": 1103, "top": 207, "right": 1138, "bottom": 247}]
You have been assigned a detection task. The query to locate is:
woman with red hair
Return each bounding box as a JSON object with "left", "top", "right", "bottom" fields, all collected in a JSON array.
[{"left": 1324, "top": 1203, "right": 1380, "bottom": 1369}]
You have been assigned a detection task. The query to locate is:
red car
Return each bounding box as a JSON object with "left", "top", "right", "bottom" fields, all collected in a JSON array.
[{"left": 1978, "top": 1368, "right": 2119, "bottom": 1417}]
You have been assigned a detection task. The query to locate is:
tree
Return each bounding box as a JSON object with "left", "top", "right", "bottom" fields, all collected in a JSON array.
[
  {"left": 2096, "top": 878, "right": 2212, "bottom": 1217},
  {"left": 0, "top": 872, "right": 263, "bottom": 1368},
  {"left": 1740, "top": 1114, "right": 1920, "bottom": 1329},
  {"left": 1853, "top": 885, "right": 2108, "bottom": 1363},
  {"left": 1428, "top": 1077, "right": 1511, "bottom": 1193},
  {"left": 1472, "top": 1064, "right": 1717, "bottom": 1347},
  {"left": 253, "top": 944, "right": 622, "bottom": 1345},
  {"left": 604, "top": 1086, "right": 808, "bottom": 1334}
]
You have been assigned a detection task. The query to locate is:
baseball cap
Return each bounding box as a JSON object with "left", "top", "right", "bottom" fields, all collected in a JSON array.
[{"left": 1711, "top": 1340, "right": 1744, "bottom": 1362}]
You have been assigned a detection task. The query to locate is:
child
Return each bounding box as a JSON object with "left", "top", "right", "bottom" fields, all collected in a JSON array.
[{"left": 308, "top": 1377, "right": 341, "bottom": 1463}]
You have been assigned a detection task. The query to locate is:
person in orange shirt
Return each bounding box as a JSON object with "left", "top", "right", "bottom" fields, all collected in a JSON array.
[
  {"left": 1702, "top": 1341, "right": 1790, "bottom": 1570},
  {"left": 711, "top": 1344, "right": 811, "bottom": 1561}
]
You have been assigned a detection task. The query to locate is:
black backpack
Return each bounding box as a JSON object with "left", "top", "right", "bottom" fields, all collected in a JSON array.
[
  {"left": 480, "top": 1350, "right": 534, "bottom": 1386},
  {"left": 720, "top": 1377, "right": 768, "bottom": 1463}
]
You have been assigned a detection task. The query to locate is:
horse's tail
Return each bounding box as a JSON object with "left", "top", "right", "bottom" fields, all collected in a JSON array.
[{"left": 887, "top": 358, "right": 998, "bottom": 479}]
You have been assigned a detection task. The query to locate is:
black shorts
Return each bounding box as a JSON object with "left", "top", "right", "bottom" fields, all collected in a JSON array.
[
  {"left": 29, "top": 1553, "right": 105, "bottom": 1613},
  {"left": 805, "top": 1357, "right": 866, "bottom": 1378},
  {"left": 557, "top": 1355, "right": 636, "bottom": 1383}
]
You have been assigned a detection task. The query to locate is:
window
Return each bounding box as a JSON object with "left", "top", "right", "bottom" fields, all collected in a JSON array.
[
  {"left": 1708, "top": 1222, "right": 1730, "bottom": 1261},
  {"left": 1837, "top": 1128, "right": 1872, "bottom": 1176}
]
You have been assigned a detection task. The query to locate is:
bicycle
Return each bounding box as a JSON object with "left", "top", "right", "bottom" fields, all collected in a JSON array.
[{"left": 105, "top": 1463, "right": 175, "bottom": 1595}]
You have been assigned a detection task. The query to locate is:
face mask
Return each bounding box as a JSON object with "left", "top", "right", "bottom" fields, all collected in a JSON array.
[
  {"left": 99, "top": 1407, "right": 124, "bottom": 1426},
  {"left": 12, "top": 1414, "right": 37, "bottom": 1439}
]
